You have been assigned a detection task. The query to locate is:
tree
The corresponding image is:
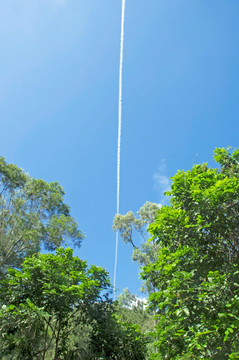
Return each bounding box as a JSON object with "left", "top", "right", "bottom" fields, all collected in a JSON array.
[
  {"left": 0, "top": 248, "right": 110, "bottom": 359},
  {"left": 0, "top": 248, "right": 150, "bottom": 360},
  {"left": 0, "top": 157, "right": 83, "bottom": 275},
  {"left": 113, "top": 201, "right": 159, "bottom": 248},
  {"left": 0, "top": 157, "right": 149, "bottom": 359},
  {"left": 142, "top": 147, "right": 239, "bottom": 359},
  {"left": 113, "top": 202, "right": 160, "bottom": 292},
  {"left": 87, "top": 297, "right": 149, "bottom": 360},
  {"left": 115, "top": 288, "right": 152, "bottom": 333}
]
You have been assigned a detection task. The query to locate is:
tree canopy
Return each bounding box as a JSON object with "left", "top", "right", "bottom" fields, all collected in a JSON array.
[
  {"left": 113, "top": 201, "right": 160, "bottom": 293},
  {"left": 0, "top": 248, "right": 110, "bottom": 359},
  {"left": 0, "top": 157, "right": 83, "bottom": 275},
  {"left": 1, "top": 148, "right": 239, "bottom": 359},
  {"left": 0, "top": 157, "right": 150, "bottom": 359},
  {"left": 142, "top": 147, "right": 239, "bottom": 359},
  {"left": 0, "top": 248, "right": 150, "bottom": 359}
]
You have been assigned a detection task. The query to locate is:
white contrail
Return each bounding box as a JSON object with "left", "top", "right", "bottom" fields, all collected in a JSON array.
[{"left": 114, "top": 0, "right": 126, "bottom": 301}]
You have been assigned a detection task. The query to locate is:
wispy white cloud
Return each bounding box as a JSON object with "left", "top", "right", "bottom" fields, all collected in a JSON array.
[
  {"left": 153, "top": 159, "right": 171, "bottom": 204},
  {"left": 157, "top": 158, "right": 167, "bottom": 173},
  {"left": 55, "top": 0, "right": 66, "bottom": 6},
  {"left": 154, "top": 174, "right": 171, "bottom": 194}
]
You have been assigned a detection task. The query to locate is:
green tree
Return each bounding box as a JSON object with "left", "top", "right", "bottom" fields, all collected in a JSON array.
[
  {"left": 113, "top": 202, "right": 160, "bottom": 292},
  {"left": 142, "top": 147, "right": 239, "bottom": 359},
  {"left": 0, "top": 249, "right": 149, "bottom": 360},
  {"left": 114, "top": 288, "right": 155, "bottom": 359},
  {"left": 113, "top": 201, "right": 159, "bottom": 248},
  {"left": 115, "top": 288, "right": 153, "bottom": 333},
  {"left": 0, "top": 157, "right": 83, "bottom": 275},
  {"left": 0, "top": 248, "right": 110, "bottom": 359},
  {"left": 87, "top": 297, "right": 149, "bottom": 360}
]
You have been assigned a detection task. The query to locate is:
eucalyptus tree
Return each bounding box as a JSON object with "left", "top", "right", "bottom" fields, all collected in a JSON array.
[
  {"left": 0, "top": 157, "right": 83, "bottom": 275},
  {"left": 113, "top": 201, "right": 160, "bottom": 292}
]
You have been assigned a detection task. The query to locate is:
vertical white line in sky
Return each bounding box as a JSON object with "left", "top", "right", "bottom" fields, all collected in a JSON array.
[{"left": 114, "top": 0, "right": 126, "bottom": 301}]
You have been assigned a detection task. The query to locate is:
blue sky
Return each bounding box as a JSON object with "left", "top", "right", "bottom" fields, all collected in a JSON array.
[{"left": 1, "top": 0, "right": 239, "bottom": 296}]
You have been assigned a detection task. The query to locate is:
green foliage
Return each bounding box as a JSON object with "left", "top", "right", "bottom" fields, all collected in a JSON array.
[
  {"left": 142, "top": 148, "right": 239, "bottom": 359},
  {"left": 113, "top": 202, "right": 160, "bottom": 247},
  {"left": 114, "top": 288, "right": 155, "bottom": 358},
  {"left": 0, "top": 157, "right": 83, "bottom": 275},
  {"left": 115, "top": 288, "right": 153, "bottom": 333},
  {"left": 113, "top": 202, "right": 160, "bottom": 292},
  {"left": 0, "top": 249, "right": 149, "bottom": 359},
  {"left": 0, "top": 248, "right": 110, "bottom": 359},
  {"left": 0, "top": 157, "right": 150, "bottom": 359},
  {"left": 88, "top": 298, "right": 149, "bottom": 360}
]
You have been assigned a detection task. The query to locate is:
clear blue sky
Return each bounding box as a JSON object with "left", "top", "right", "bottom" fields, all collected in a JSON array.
[{"left": 1, "top": 0, "right": 238, "bottom": 296}]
